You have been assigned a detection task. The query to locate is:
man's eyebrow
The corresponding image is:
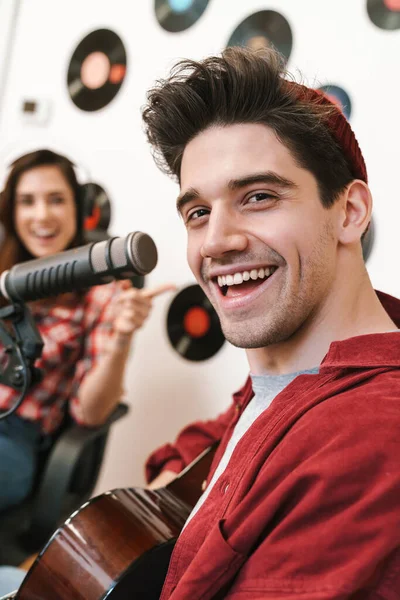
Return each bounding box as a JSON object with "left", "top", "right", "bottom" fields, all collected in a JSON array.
[
  {"left": 176, "top": 172, "right": 297, "bottom": 214},
  {"left": 176, "top": 187, "right": 200, "bottom": 215},
  {"left": 228, "top": 172, "right": 298, "bottom": 191}
]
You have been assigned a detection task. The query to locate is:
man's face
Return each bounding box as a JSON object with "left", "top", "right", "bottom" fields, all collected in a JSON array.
[{"left": 178, "top": 123, "right": 340, "bottom": 349}]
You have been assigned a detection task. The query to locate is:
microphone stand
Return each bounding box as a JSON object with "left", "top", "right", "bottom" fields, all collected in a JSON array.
[
  {"left": 0, "top": 273, "right": 145, "bottom": 421},
  {"left": 0, "top": 302, "right": 44, "bottom": 420}
]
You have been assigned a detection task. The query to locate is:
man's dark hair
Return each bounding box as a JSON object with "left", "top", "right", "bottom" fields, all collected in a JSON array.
[{"left": 143, "top": 46, "right": 361, "bottom": 208}]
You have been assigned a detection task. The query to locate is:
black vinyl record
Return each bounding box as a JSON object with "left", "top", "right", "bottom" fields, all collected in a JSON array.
[
  {"left": 82, "top": 182, "right": 111, "bottom": 240},
  {"left": 167, "top": 284, "right": 225, "bottom": 361},
  {"left": 367, "top": 0, "right": 400, "bottom": 30},
  {"left": 67, "top": 29, "right": 127, "bottom": 112},
  {"left": 80, "top": 188, "right": 144, "bottom": 289},
  {"left": 226, "top": 10, "right": 293, "bottom": 63},
  {"left": 155, "top": 0, "right": 210, "bottom": 32},
  {"left": 362, "top": 216, "right": 375, "bottom": 263},
  {"left": 317, "top": 85, "right": 352, "bottom": 120}
]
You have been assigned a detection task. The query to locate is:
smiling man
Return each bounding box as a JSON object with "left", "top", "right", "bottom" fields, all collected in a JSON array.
[{"left": 142, "top": 47, "right": 400, "bottom": 598}]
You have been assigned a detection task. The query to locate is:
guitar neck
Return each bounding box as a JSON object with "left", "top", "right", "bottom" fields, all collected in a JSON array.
[{"left": 166, "top": 444, "right": 217, "bottom": 507}]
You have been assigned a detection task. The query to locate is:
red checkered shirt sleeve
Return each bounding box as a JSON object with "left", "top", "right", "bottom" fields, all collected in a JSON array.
[{"left": 68, "top": 282, "right": 118, "bottom": 425}]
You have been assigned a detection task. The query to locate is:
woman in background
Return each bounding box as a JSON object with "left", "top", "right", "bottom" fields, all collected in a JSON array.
[{"left": 0, "top": 148, "right": 172, "bottom": 513}]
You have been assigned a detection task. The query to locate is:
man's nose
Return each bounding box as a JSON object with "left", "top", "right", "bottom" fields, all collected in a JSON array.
[{"left": 200, "top": 207, "right": 248, "bottom": 259}]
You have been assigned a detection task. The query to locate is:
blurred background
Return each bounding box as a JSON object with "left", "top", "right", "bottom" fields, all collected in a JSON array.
[{"left": 0, "top": 0, "right": 398, "bottom": 495}]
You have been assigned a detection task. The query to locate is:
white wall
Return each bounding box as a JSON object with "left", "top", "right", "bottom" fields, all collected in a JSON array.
[
  {"left": 0, "top": 1, "right": 20, "bottom": 115},
  {"left": 0, "top": 0, "right": 398, "bottom": 494}
]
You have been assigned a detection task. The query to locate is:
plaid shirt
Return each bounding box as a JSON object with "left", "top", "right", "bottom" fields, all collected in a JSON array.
[{"left": 0, "top": 282, "right": 118, "bottom": 434}]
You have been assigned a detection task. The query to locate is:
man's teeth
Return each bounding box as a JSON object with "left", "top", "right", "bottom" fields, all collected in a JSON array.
[{"left": 217, "top": 267, "right": 276, "bottom": 287}]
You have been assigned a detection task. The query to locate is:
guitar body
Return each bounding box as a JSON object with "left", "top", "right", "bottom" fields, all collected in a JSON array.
[{"left": 14, "top": 446, "right": 215, "bottom": 600}]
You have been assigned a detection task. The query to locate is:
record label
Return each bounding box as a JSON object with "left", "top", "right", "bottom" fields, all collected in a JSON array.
[{"left": 183, "top": 306, "right": 211, "bottom": 338}]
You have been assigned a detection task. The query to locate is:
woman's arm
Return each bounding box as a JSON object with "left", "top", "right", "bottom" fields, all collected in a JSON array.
[{"left": 73, "top": 282, "right": 175, "bottom": 427}]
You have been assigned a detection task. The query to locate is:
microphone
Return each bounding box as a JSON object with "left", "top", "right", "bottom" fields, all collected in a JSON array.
[{"left": 0, "top": 231, "right": 158, "bottom": 303}]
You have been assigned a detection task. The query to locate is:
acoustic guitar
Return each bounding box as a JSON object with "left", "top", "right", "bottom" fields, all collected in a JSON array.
[{"left": 2, "top": 446, "right": 216, "bottom": 600}]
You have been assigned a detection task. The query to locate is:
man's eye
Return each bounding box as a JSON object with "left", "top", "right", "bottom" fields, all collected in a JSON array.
[
  {"left": 186, "top": 208, "right": 209, "bottom": 222},
  {"left": 247, "top": 192, "right": 276, "bottom": 204}
]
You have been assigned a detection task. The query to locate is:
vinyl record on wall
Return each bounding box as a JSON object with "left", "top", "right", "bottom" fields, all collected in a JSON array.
[
  {"left": 167, "top": 284, "right": 225, "bottom": 361},
  {"left": 67, "top": 29, "right": 127, "bottom": 112},
  {"left": 155, "top": 0, "right": 210, "bottom": 32},
  {"left": 82, "top": 182, "right": 111, "bottom": 241},
  {"left": 317, "top": 85, "right": 352, "bottom": 120},
  {"left": 367, "top": 0, "right": 400, "bottom": 30},
  {"left": 362, "top": 216, "right": 375, "bottom": 263},
  {"left": 226, "top": 10, "right": 293, "bottom": 63}
]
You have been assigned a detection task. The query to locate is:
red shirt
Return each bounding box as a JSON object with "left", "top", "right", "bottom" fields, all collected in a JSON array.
[
  {"left": 159, "top": 291, "right": 400, "bottom": 599},
  {"left": 0, "top": 283, "right": 117, "bottom": 433}
]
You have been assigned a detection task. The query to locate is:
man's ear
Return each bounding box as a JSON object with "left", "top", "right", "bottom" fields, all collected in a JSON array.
[{"left": 337, "top": 180, "right": 372, "bottom": 246}]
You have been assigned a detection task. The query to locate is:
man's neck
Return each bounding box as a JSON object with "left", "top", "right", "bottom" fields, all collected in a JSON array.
[{"left": 246, "top": 270, "right": 397, "bottom": 376}]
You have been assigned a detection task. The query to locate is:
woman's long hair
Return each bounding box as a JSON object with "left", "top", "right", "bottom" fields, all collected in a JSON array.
[{"left": 0, "top": 149, "right": 85, "bottom": 276}]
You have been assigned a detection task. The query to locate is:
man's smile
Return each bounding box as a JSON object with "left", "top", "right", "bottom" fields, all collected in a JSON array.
[{"left": 209, "top": 265, "right": 280, "bottom": 310}]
